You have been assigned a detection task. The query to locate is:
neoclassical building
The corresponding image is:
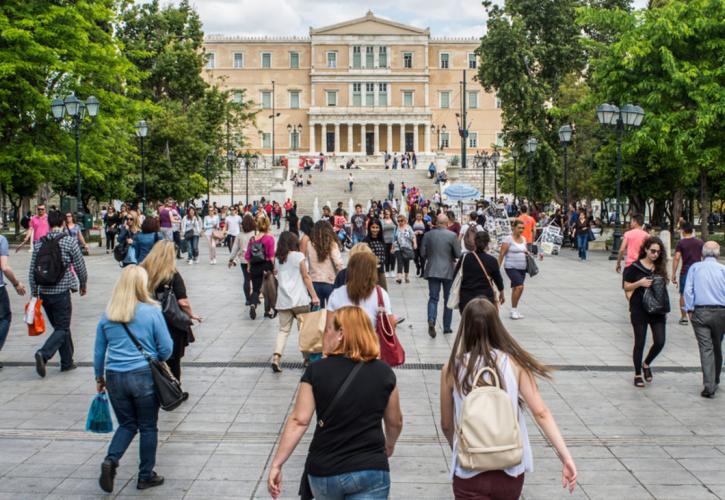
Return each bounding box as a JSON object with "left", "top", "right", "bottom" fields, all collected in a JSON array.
[{"left": 202, "top": 11, "right": 502, "bottom": 160}]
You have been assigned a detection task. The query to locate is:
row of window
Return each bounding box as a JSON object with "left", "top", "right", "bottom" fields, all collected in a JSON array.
[
  {"left": 256, "top": 130, "right": 503, "bottom": 149},
  {"left": 206, "top": 49, "right": 478, "bottom": 70}
]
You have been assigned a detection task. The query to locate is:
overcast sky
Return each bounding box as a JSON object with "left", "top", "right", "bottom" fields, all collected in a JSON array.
[{"left": 155, "top": 0, "right": 650, "bottom": 37}]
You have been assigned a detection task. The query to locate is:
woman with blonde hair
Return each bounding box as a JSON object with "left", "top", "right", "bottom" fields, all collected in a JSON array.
[
  {"left": 141, "top": 241, "right": 200, "bottom": 381},
  {"left": 117, "top": 210, "right": 142, "bottom": 266},
  {"left": 268, "top": 306, "right": 403, "bottom": 500},
  {"left": 440, "top": 299, "right": 576, "bottom": 499},
  {"left": 94, "top": 265, "right": 173, "bottom": 493}
]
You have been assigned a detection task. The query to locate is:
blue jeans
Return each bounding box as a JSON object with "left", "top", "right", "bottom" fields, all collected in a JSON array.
[
  {"left": 0, "top": 286, "right": 11, "bottom": 352},
  {"left": 38, "top": 291, "right": 74, "bottom": 369},
  {"left": 105, "top": 367, "right": 160, "bottom": 480},
  {"left": 352, "top": 233, "right": 365, "bottom": 245},
  {"left": 313, "top": 282, "right": 335, "bottom": 308},
  {"left": 309, "top": 470, "right": 390, "bottom": 500},
  {"left": 576, "top": 233, "right": 589, "bottom": 260},
  {"left": 427, "top": 278, "right": 453, "bottom": 330},
  {"left": 187, "top": 235, "right": 199, "bottom": 260}
]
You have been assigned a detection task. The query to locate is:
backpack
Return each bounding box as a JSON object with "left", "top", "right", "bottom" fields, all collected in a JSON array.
[
  {"left": 33, "top": 234, "right": 68, "bottom": 286},
  {"left": 248, "top": 236, "right": 267, "bottom": 264},
  {"left": 113, "top": 239, "right": 128, "bottom": 262},
  {"left": 463, "top": 223, "right": 479, "bottom": 252},
  {"left": 457, "top": 366, "right": 523, "bottom": 472}
]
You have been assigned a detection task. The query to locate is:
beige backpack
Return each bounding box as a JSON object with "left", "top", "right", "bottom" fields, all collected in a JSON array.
[{"left": 456, "top": 366, "right": 523, "bottom": 472}]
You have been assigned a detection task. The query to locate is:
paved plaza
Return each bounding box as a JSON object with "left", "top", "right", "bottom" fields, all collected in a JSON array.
[{"left": 0, "top": 243, "right": 724, "bottom": 499}]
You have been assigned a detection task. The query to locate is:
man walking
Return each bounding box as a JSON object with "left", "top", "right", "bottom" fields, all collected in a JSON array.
[
  {"left": 420, "top": 213, "right": 461, "bottom": 338},
  {"left": 350, "top": 204, "right": 367, "bottom": 245},
  {"left": 158, "top": 199, "right": 175, "bottom": 242},
  {"left": 388, "top": 180, "right": 395, "bottom": 201},
  {"left": 684, "top": 241, "right": 725, "bottom": 398},
  {"left": 0, "top": 233, "right": 26, "bottom": 369},
  {"left": 29, "top": 210, "right": 88, "bottom": 377},
  {"left": 17, "top": 203, "right": 49, "bottom": 252},
  {"left": 672, "top": 222, "right": 704, "bottom": 325},
  {"left": 348, "top": 172, "right": 354, "bottom": 193},
  {"left": 616, "top": 214, "right": 649, "bottom": 273}
]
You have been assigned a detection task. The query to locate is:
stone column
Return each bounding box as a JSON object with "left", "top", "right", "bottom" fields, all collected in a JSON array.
[
  {"left": 424, "top": 124, "right": 431, "bottom": 153},
  {"left": 334, "top": 122, "right": 340, "bottom": 154},
  {"left": 347, "top": 123, "right": 354, "bottom": 154},
  {"left": 374, "top": 123, "right": 380, "bottom": 154},
  {"left": 399, "top": 123, "right": 406, "bottom": 153},
  {"left": 360, "top": 124, "right": 366, "bottom": 153},
  {"left": 386, "top": 123, "right": 392, "bottom": 154},
  {"left": 413, "top": 123, "right": 419, "bottom": 153},
  {"left": 309, "top": 123, "right": 316, "bottom": 154}
]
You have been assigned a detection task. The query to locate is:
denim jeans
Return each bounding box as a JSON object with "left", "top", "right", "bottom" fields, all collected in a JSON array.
[
  {"left": 427, "top": 278, "right": 453, "bottom": 330},
  {"left": 186, "top": 235, "right": 199, "bottom": 260},
  {"left": 0, "top": 286, "right": 11, "bottom": 352},
  {"left": 313, "top": 282, "right": 335, "bottom": 308},
  {"left": 105, "top": 367, "right": 160, "bottom": 480},
  {"left": 38, "top": 291, "right": 74, "bottom": 369},
  {"left": 309, "top": 470, "right": 390, "bottom": 500},
  {"left": 352, "top": 233, "right": 365, "bottom": 245},
  {"left": 576, "top": 233, "right": 589, "bottom": 260}
]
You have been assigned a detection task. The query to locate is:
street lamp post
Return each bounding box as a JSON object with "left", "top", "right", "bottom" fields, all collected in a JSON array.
[
  {"left": 524, "top": 137, "right": 538, "bottom": 206},
  {"left": 596, "top": 103, "right": 645, "bottom": 259},
  {"left": 269, "top": 80, "right": 281, "bottom": 166},
  {"left": 558, "top": 124, "right": 573, "bottom": 213},
  {"left": 51, "top": 94, "right": 100, "bottom": 215},
  {"left": 491, "top": 150, "right": 500, "bottom": 201},
  {"left": 511, "top": 147, "right": 519, "bottom": 207},
  {"left": 135, "top": 120, "right": 148, "bottom": 213},
  {"left": 205, "top": 154, "right": 213, "bottom": 207},
  {"left": 287, "top": 123, "right": 303, "bottom": 151},
  {"left": 431, "top": 124, "right": 447, "bottom": 151},
  {"left": 227, "top": 150, "right": 235, "bottom": 206}
]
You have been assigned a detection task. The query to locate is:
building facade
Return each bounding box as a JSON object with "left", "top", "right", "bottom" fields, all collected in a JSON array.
[{"left": 202, "top": 11, "right": 502, "bottom": 161}]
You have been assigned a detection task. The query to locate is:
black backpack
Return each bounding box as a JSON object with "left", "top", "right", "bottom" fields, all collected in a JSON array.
[
  {"left": 34, "top": 234, "right": 68, "bottom": 286},
  {"left": 248, "top": 236, "right": 267, "bottom": 264}
]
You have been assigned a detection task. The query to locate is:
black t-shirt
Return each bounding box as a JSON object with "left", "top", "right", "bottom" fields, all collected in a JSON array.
[
  {"left": 301, "top": 356, "right": 396, "bottom": 476},
  {"left": 623, "top": 262, "right": 665, "bottom": 321},
  {"left": 454, "top": 252, "right": 504, "bottom": 299},
  {"left": 154, "top": 271, "right": 187, "bottom": 301}
]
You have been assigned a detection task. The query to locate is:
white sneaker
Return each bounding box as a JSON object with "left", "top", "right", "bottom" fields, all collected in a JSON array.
[
  {"left": 512, "top": 311, "right": 524, "bottom": 320},
  {"left": 187, "top": 259, "right": 192, "bottom": 265}
]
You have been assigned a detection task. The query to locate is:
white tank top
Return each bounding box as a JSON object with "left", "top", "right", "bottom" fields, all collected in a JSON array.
[{"left": 450, "top": 350, "right": 534, "bottom": 479}]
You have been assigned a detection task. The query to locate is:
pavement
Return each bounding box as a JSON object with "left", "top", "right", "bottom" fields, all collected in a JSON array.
[{"left": 0, "top": 241, "right": 724, "bottom": 500}]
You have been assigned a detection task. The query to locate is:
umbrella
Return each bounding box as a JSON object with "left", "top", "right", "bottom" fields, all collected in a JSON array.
[
  {"left": 443, "top": 183, "right": 481, "bottom": 202},
  {"left": 312, "top": 197, "right": 320, "bottom": 221}
]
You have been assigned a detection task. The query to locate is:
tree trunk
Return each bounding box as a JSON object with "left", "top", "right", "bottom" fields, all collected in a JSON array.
[
  {"left": 652, "top": 198, "right": 666, "bottom": 229},
  {"left": 672, "top": 189, "right": 683, "bottom": 232},
  {"left": 699, "top": 169, "right": 710, "bottom": 240}
]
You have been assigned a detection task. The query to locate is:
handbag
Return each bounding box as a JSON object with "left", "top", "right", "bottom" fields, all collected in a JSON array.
[
  {"left": 261, "top": 270, "right": 278, "bottom": 309},
  {"left": 183, "top": 229, "right": 194, "bottom": 240},
  {"left": 121, "top": 323, "right": 186, "bottom": 412},
  {"left": 525, "top": 253, "right": 539, "bottom": 277},
  {"left": 157, "top": 281, "right": 192, "bottom": 331},
  {"left": 447, "top": 255, "right": 465, "bottom": 310},
  {"left": 587, "top": 228, "right": 596, "bottom": 242},
  {"left": 24, "top": 296, "right": 45, "bottom": 336},
  {"left": 470, "top": 252, "right": 499, "bottom": 310},
  {"left": 401, "top": 246, "right": 414, "bottom": 260},
  {"left": 211, "top": 229, "right": 225, "bottom": 240},
  {"left": 375, "top": 286, "right": 405, "bottom": 367},
  {"left": 298, "top": 307, "right": 326, "bottom": 354},
  {"left": 634, "top": 263, "right": 671, "bottom": 315}
]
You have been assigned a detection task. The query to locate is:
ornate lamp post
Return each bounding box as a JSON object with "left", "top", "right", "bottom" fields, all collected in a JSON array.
[
  {"left": 511, "top": 147, "right": 520, "bottom": 207},
  {"left": 558, "top": 124, "right": 573, "bottom": 213},
  {"left": 51, "top": 94, "right": 100, "bottom": 215},
  {"left": 205, "top": 154, "right": 213, "bottom": 207},
  {"left": 287, "top": 123, "right": 303, "bottom": 151},
  {"left": 227, "top": 150, "right": 235, "bottom": 206},
  {"left": 596, "top": 103, "right": 645, "bottom": 259},
  {"left": 134, "top": 120, "right": 149, "bottom": 212},
  {"left": 431, "top": 124, "right": 447, "bottom": 151},
  {"left": 491, "top": 149, "right": 501, "bottom": 201},
  {"left": 524, "top": 137, "right": 538, "bottom": 206}
]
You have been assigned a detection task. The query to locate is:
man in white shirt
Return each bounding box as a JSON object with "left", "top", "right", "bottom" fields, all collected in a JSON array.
[
  {"left": 224, "top": 207, "right": 242, "bottom": 252},
  {"left": 458, "top": 211, "right": 485, "bottom": 254}
]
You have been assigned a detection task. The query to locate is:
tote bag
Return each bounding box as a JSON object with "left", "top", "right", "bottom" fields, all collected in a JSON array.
[
  {"left": 375, "top": 287, "right": 405, "bottom": 367},
  {"left": 447, "top": 256, "right": 465, "bottom": 310},
  {"left": 298, "top": 308, "right": 326, "bottom": 354}
]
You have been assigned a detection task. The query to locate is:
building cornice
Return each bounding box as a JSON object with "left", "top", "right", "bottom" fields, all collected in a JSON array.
[
  {"left": 430, "top": 37, "right": 480, "bottom": 44},
  {"left": 205, "top": 34, "right": 311, "bottom": 43}
]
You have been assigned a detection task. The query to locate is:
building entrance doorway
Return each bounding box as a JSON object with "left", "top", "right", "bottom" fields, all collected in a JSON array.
[
  {"left": 365, "top": 132, "right": 374, "bottom": 156},
  {"left": 405, "top": 132, "right": 414, "bottom": 152},
  {"left": 326, "top": 132, "right": 334, "bottom": 153}
]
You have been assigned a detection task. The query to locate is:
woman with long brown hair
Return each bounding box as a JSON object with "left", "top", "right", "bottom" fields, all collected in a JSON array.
[
  {"left": 306, "top": 220, "right": 343, "bottom": 308},
  {"left": 623, "top": 236, "right": 669, "bottom": 387},
  {"left": 440, "top": 299, "right": 576, "bottom": 499}
]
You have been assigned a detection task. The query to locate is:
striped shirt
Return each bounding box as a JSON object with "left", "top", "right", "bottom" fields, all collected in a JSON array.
[{"left": 28, "top": 229, "right": 88, "bottom": 294}]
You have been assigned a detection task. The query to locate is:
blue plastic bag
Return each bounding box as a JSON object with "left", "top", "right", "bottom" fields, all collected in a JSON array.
[{"left": 86, "top": 392, "right": 113, "bottom": 433}]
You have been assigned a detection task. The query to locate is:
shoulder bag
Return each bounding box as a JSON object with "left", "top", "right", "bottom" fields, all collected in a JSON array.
[
  {"left": 634, "top": 262, "right": 670, "bottom": 315},
  {"left": 525, "top": 253, "right": 539, "bottom": 277},
  {"left": 470, "top": 252, "right": 499, "bottom": 310},
  {"left": 158, "top": 280, "right": 192, "bottom": 331},
  {"left": 375, "top": 286, "right": 405, "bottom": 366},
  {"left": 447, "top": 254, "right": 465, "bottom": 310},
  {"left": 121, "top": 323, "right": 186, "bottom": 412}
]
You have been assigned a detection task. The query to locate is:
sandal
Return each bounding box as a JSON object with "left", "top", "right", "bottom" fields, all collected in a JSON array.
[
  {"left": 271, "top": 354, "right": 282, "bottom": 373},
  {"left": 634, "top": 376, "right": 645, "bottom": 388},
  {"left": 642, "top": 365, "right": 653, "bottom": 383}
]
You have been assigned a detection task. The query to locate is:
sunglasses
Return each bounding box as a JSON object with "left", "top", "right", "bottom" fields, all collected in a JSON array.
[
  {"left": 648, "top": 248, "right": 661, "bottom": 255},
  {"left": 37, "top": 208, "right": 45, "bottom": 211}
]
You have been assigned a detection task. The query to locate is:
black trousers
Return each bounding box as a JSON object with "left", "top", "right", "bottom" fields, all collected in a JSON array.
[
  {"left": 631, "top": 315, "right": 666, "bottom": 376},
  {"left": 249, "top": 261, "right": 273, "bottom": 308},
  {"left": 384, "top": 243, "right": 395, "bottom": 272}
]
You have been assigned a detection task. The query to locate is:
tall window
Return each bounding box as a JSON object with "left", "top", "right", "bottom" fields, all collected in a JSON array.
[
  {"left": 233, "top": 91, "right": 243, "bottom": 103},
  {"left": 352, "top": 46, "right": 361, "bottom": 68},
  {"left": 290, "top": 130, "right": 300, "bottom": 150},
  {"left": 289, "top": 90, "right": 300, "bottom": 109},
  {"left": 206, "top": 53, "right": 215, "bottom": 69},
  {"left": 403, "top": 91, "right": 414, "bottom": 107},
  {"left": 378, "top": 47, "right": 387, "bottom": 68},
  {"left": 233, "top": 53, "right": 243, "bottom": 69},
  {"left": 261, "top": 91, "right": 272, "bottom": 109},
  {"left": 440, "top": 132, "right": 450, "bottom": 149},
  {"left": 403, "top": 52, "right": 412, "bottom": 68},
  {"left": 290, "top": 52, "right": 299, "bottom": 69},
  {"left": 365, "top": 83, "right": 375, "bottom": 106},
  {"left": 262, "top": 132, "right": 272, "bottom": 149},
  {"left": 378, "top": 83, "right": 388, "bottom": 106},
  {"left": 440, "top": 53, "right": 449, "bottom": 69},
  {"left": 352, "top": 83, "right": 362, "bottom": 106},
  {"left": 495, "top": 93, "right": 502, "bottom": 108},
  {"left": 496, "top": 132, "right": 504, "bottom": 147},
  {"left": 326, "top": 90, "right": 337, "bottom": 107},
  {"left": 468, "top": 53, "right": 477, "bottom": 69},
  {"left": 440, "top": 91, "right": 451, "bottom": 109},
  {"left": 261, "top": 52, "right": 271, "bottom": 69},
  {"left": 365, "top": 46, "right": 374, "bottom": 68},
  {"left": 467, "top": 91, "right": 479, "bottom": 109},
  {"left": 468, "top": 132, "right": 478, "bottom": 148},
  {"left": 327, "top": 51, "right": 337, "bottom": 68}
]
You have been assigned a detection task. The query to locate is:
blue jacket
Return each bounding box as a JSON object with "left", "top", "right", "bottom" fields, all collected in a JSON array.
[{"left": 133, "top": 232, "right": 161, "bottom": 263}]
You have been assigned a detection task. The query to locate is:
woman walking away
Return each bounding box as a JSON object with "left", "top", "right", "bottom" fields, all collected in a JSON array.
[
  {"left": 203, "top": 207, "right": 220, "bottom": 264},
  {"left": 571, "top": 210, "right": 591, "bottom": 261},
  {"left": 381, "top": 208, "right": 397, "bottom": 278},
  {"left": 440, "top": 299, "right": 577, "bottom": 499},
  {"left": 132, "top": 216, "right": 162, "bottom": 264},
  {"left": 299, "top": 216, "right": 314, "bottom": 255},
  {"left": 181, "top": 207, "right": 202, "bottom": 264},
  {"left": 453, "top": 232, "right": 505, "bottom": 313},
  {"left": 498, "top": 219, "right": 528, "bottom": 320},
  {"left": 141, "top": 241, "right": 201, "bottom": 381},
  {"left": 272, "top": 232, "right": 320, "bottom": 372},
  {"left": 245, "top": 216, "right": 275, "bottom": 319},
  {"left": 412, "top": 212, "right": 428, "bottom": 276},
  {"left": 94, "top": 265, "right": 173, "bottom": 493},
  {"left": 104, "top": 206, "right": 121, "bottom": 253},
  {"left": 364, "top": 219, "right": 388, "bottom": 290},
  {"left": 268, "top": 306, "right": 403, "bottom": 500},
  {"left": 306, "top": 220, "right": 343, "bottom": 308},
  {"left": 228, "top": 214, "right": 257, "bottom": 306},
  {"left": 392, "top": 214, "right": 416, "bottom": 284},
  {"left": 623, "top": 236, "right": 669, "bottom": 388}
]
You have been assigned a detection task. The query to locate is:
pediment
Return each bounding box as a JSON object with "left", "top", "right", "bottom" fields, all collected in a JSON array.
[{"left": 311, "top": 11, "right": 428, "bottom": 36}]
